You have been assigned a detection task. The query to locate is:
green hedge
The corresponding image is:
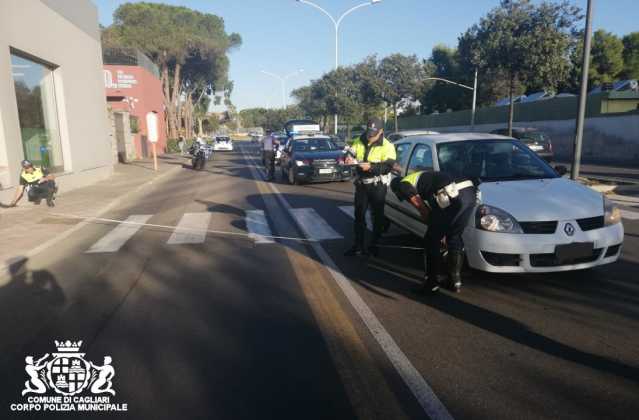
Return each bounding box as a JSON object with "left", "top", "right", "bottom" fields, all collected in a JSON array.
[{"left": 166, "top": 138, "right": 194, "bottom": 153}]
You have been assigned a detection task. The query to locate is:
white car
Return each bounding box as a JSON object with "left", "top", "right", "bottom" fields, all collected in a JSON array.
[
  {"left": 387, "top": 129, "right": 440, "bottom": 143},
  {"left": 213, "top": 136, "right": 233, "bottom": 151},
  {"left": 385, "top": 133, "right": 624, "bottom": 273}
]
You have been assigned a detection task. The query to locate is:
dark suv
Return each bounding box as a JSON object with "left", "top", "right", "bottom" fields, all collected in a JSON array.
[{"left": 491, "top": 128, "right": 554, "bottom": 162}]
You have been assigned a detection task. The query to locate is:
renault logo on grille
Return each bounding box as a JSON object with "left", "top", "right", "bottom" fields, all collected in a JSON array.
[{"left": 564, "top": 223, "right": 575, "bottom": 236}]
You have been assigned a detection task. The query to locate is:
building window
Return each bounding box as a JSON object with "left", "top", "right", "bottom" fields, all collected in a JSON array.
[{"left": 10, "top": 50, "right": 64, "bottom": 172}]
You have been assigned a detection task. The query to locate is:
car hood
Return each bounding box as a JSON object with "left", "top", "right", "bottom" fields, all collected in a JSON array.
[
  {"left": 480, "top": 178, "right": 604, "bottom": 221},
  {"left": 294, "top": 151, "right": 344, "bottom": 160}
]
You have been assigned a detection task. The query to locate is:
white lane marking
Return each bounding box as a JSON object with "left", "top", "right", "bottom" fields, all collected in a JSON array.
[
  {"left": 338, "top": 205, "right": 373, "bottom": 230},
  {"left": 167, "top": 212, "right": 212, "bottom": 244},
  {"left": 621, "top": 209, "right": 639, "bottom": 220},
  {"left": 86, "top": 214, "right": 153, "bottom": 253},
  {"left": 245, "top": 210, "right": 274, "bottom": 244},
  {"left": 241, "top": 146, "right": 453, "bottom": 420},
  {"left": 290, "top": 208, "right": 343, "bottom": 241}
]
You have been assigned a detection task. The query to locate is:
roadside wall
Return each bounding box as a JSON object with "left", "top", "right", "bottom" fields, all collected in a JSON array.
[
  {"left": 404, "top": 114, "right": 639, "bottom": 164},
  {"left": 393, "top": 92, "right": 639, "bottom": 165}
]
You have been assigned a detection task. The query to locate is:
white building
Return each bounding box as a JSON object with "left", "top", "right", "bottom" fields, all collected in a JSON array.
[{"left": 0, "top": 0, "right": 113, "bottom": 202}]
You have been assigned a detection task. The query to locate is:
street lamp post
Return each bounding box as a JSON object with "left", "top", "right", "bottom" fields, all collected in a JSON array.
[
  {"left": 571, "top": 0, "right": 594, "bottom": 180},
  {"left": 424, "top": 70, "right": 478, "bottom": 129},
  {"left": 296, "top": 0, "right": 382, "bottom": 134},
  {"left": 261, "top": 69, "right": 304, "bottom": 109}
]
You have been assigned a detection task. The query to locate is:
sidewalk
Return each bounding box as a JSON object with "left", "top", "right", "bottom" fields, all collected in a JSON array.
[{"left": 0, "top": 155, "right": 184, "bottom": 273}]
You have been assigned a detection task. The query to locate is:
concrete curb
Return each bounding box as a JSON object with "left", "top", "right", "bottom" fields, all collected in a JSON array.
[{"left": 0, "top": 164, "right": 182, "bottom": 279}]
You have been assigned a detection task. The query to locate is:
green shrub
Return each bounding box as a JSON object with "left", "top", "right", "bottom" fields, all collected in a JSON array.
[{"left": 166, "top": 138, "right": 194, "bottom": 153}]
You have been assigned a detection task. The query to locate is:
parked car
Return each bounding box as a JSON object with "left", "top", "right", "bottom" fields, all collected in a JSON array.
[
  {"left": 385, "top": 133, "right": 624, "bottom": 273},
  {"left": 387, "top": 129, "right": 440, "bottom": 143},
  {"left": 213, "top": 136, "right": 233, "bottom": 151},
  {"left": 280, "top": 136, "right": 352, "bottom": 185},
  {"left": 490, "top": 127, "right": 554, "bottom": 162}
]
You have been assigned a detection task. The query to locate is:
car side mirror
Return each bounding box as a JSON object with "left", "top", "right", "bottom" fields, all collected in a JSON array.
[{"left": 554, "top": 165, "right": 568, "bottom": 176}]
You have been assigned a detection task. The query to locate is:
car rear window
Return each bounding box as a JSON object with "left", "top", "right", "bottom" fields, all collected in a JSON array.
[{"left": 292, "top": 138, "right": 336, "bottom": 152}]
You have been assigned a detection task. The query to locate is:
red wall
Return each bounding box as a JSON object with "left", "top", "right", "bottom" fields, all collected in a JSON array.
[{"left": 104, "top": 65, "right": 166, "bottom": 158}]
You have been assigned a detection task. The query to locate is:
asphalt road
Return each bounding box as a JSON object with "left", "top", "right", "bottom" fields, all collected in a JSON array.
[{"left": 1, "top": 144, "right": 637, "bottom": 420}]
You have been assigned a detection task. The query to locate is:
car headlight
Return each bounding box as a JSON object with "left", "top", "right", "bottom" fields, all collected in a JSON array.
[
  {"left": 475, "top": 205, "right": 524, "bottom": 234},
  {"left": 295, "top": 160, "right": 306, "bottom": 166},
  {"left": 604, "top": 197, "right": 621, "bottom": 226}
]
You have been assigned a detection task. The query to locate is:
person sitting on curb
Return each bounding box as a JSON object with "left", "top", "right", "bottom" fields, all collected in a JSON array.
[{"left": 8, "top": 160, "right": 57, "bottom": 208}]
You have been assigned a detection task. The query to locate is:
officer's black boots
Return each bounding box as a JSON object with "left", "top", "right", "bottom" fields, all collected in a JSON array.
[
  {"left": 448, "top": 251, "right": 465, "bottom": 293},
  {"left": 414, "top": 275, "right": 442, "bottom": 295}
]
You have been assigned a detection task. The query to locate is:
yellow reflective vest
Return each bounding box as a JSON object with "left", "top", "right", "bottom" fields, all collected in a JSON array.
[
  {"left": 351, "top": 136, "right": 396, "bottom": 164},
  {"left": 20, "top": 167, "right": 45, "bottom": 185},
  {"left": 401, "top": 171, "right": 423, "bottom": 187}
]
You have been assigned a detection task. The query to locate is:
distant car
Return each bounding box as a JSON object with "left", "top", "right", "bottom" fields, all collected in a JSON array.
[
  {"left": 385, "top": 133, "right": 623, "bottom": 273},
  {"left": 280, "top": 136, "right": 352, "bottom": 185},
  {"left": 387, "top": 130, "right": 440, "bottom": 143},
  {"left": 213, "top": 136, "right": 233, "bottom": 151},
  {"left": 491, "top": 128, "right": 554, "bottom": 162}
]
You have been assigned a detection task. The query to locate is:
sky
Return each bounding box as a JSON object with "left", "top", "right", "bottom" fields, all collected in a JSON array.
[{"left": 94, "top": 0, "right": 637, "bottom": 111}]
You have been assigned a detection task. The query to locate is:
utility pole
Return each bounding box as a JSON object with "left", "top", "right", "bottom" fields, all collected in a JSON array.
[
  {"left": 296, "top": 1, "right": 383, "bottom": 135},
  {"left": 571, "top": 0, "right": 594, "bottom": 180}
]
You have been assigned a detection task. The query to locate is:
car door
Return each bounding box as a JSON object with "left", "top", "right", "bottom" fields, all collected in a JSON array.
[
  {"left": 385, "top": 142, "right": 434, "bottom": 237},
  {"left": 385, "top": 141, "right": 412, "bottom": 213}
]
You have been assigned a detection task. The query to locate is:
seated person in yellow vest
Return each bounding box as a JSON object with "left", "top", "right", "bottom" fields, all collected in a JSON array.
[
  {"left": 344, "top": 117, "right": 396, "bottom": 257},
  {"left": 9, "top": 160, "right": 57, "bottom": 208},
  {"left": 390, "top": 170, "right": 476, "bottom": 294}
]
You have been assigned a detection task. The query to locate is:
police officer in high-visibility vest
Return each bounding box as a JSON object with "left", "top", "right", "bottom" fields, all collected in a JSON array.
[
  {"left": 9, "top": 160, "right": 57, "bottom": 207},
  {"left": 390, "top": 169, "right": 476, "bottom": 293},
  {"left": 344, "top": 117, "right": 396, "bottom": 257}
]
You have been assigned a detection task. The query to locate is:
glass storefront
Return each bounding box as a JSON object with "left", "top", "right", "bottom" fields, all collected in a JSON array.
[{"left": 10, "top": 51, "right": 64, "bottom": 172}]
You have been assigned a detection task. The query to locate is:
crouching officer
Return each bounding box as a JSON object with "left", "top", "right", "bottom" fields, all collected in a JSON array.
[
  {"left": 390, "top": 170, "right": 476, "bottom": 293},
  {"left": 344, "top": 117, "right": 396, "bottom": 257},
  {"left": 9, "top": 160, "right": 57, "bottom": 207}
]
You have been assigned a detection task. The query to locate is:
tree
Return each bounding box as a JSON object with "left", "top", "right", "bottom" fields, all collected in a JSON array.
[
  {"left": 420, "top": 45, "right": 472, "bottom": 114},
  {"left": 589, "top": 30, "right": 625, "bottom": 86},
  {"left": 102, "top": 3, "right": 241, "bottom": 139},
  {"left": 462, "top": 0, "right": 581, "bottom": 134},
  {"left": 622, "top": 32, "right": 639, "bottom": 80},
  {"left": 378, "top": 54, "right": 424, "bottom": 131}
]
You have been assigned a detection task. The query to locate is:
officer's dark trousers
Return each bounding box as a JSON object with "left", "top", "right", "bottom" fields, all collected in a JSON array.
[
  {"left": 27, "top": 181, "right": 56, "bottom": 203},
  {"left": 354, "top": 182, "right": 387, "bottom": 248},
  {"left": 424, "top": 188, "right": 476, "bottom": 278}
]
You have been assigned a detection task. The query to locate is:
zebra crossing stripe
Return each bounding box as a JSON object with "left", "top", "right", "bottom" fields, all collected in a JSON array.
[
  {"left": 338, "top": 206, "right": 373, "bottom": 230},
  {"left": 621, "top": 209, "right": 639, "bottom": 220},
  {"left": 245, "top": 210, "right": 274, "bottom": 244},
  {"left": 86, "top": 214, "right": 153, "bottom": 253},
  {"left": 167, "top": 212, "right": 212, "bottom": 244},
  {"left": 290, "top": 208, "right": 343, "bottom": 241}
]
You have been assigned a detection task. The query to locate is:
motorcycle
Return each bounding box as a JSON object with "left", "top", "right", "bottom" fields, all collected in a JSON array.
[{"left": 190, "top": 143, "right": 213, "bottom": 170}]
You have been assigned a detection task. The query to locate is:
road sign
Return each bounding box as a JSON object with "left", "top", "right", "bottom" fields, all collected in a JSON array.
[
  {"left": 146, "top": 112, "right": 159, "bottom": 143},
  {"left": 146, "top": 112, "right": 159, "bottom": 171}
]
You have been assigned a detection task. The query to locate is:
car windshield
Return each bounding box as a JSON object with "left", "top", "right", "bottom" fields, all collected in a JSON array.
[
  {"left": 519, "top": 131, "right": 549, "bottom": 144},
  {"left": 292, "top": 138, "right": 336, "bottom": 152},
  {"left": 216, "top": 138, "right": 230, "bottom": 143},
  {"left": 437, "top": 140, "right": 558, "bottom": 182}
]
